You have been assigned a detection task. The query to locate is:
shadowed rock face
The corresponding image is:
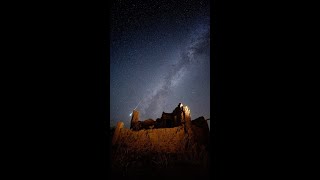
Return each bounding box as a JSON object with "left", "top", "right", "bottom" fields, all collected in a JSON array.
[
  {"left": 141, "top": 119, "right": 156, "bottom": 129},
  {"left": 191, "top": 116, "right": 210, "bottom": 147},
  {"left": 192, "top": 116, "right": 209, "bottom": 128}
]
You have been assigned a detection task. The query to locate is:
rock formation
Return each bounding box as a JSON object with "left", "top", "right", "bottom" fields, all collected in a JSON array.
[
  {"left": 131, "top": 103, "right": 195, "bottom": 132},
  {"left": 125, "top": 103, "right": 209, "bottom": 147},
  {"left": 191, "top": 116, "right": 210, "bottom": 147},
  {"left": 130, "top": 110, "right": 140, "bottom": 130},
  {"left": 112, "top": 103, "right": 210, "bottom": 178},
  {"left": 112, "top": 121, "right": 124, "bottom": 145}
]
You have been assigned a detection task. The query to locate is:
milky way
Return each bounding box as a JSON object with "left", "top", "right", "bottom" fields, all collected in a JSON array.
[
  {"left": 110, "top": 0, "right": 210, "bottom": 128},
  {"left": 139, "top": 25, "right": 210, "bottom": 117}
]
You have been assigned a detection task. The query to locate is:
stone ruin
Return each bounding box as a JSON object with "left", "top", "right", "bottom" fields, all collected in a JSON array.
[
  {"left": 111, "top": 103, "right": 210, "bottom": 147},
  {"left": 111, "top": 103, "right": 210, "bottom": 177},
  {"left": 130, "top": 103, "right": 193, "bottom": 131}
]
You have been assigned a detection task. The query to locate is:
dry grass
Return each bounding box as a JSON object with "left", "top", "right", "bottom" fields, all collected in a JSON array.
[{"left": 111, "top": 126, "right": 209, "bottom": 177}]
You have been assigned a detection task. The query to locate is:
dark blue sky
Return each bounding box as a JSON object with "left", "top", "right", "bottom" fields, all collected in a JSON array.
[{"left": 110, "top": 0, "right": 210, "bottom": 128}]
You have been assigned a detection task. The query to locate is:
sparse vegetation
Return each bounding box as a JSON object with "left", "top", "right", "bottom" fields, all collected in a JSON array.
[{"left": 111, "top": 126, "right": 209, "bottom": 177}]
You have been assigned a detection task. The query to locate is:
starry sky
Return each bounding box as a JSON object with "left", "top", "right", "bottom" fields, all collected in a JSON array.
[{"left": 110, "top": 0, "right": 210, "bottom": 128}]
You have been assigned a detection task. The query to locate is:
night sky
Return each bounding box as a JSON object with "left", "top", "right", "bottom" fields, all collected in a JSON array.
[{"left": 110, "top": 0, "right": 210, "bottom": 128}]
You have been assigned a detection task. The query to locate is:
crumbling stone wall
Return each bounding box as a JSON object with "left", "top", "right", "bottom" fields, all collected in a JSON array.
[
  {"left": 113, "top": 126, "right": 186, "bottom": 153},
  {"left": 131, "top": 103, "right": 195, "bottom": 130},
  {"left": 112, "top": 121, "right": 124, "bottom": 145},
  {"left": 130, "top": 110, "right": 140, "bottom": 130},
  {"left": 113, "top": 119, "right": 209, "bottom": 151},
  {"left": 123, "top": 103, "right": 209, "bottom": 148}
]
